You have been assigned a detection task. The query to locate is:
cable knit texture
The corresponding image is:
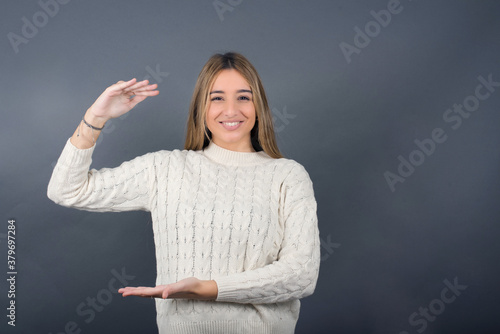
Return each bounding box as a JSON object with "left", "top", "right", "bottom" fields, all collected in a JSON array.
[{"left": 47, "top": 138, "right": 321, "bottom": 334}]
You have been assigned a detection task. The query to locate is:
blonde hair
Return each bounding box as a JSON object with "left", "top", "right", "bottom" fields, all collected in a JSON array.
[{"left": 184, "top": 52, "right": 283, "bottom": 159}]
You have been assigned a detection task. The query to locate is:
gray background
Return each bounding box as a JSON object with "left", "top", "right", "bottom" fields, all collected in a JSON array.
[{"left": 1, "top": 0, "right": 500, "bottom": 333}]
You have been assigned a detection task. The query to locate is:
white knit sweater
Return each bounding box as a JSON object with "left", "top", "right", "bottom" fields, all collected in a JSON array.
[{"left": 47, "top": 138, "right": 320, "bottom": 334}]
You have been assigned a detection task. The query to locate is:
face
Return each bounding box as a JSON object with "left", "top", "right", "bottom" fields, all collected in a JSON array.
[{"left": 206, "top": 69, "right": 256, "bottom": 152}]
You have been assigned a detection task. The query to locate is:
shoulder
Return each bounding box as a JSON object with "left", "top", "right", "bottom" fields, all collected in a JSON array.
[
  {"left": 273, "top": 157, "right": 312, "bottom": 183},
  {"left": 272, "top": 158, "right": 316, "bottom": 201}
]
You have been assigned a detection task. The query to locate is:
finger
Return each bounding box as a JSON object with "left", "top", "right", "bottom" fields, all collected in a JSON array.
[
  {"left": 127, "top": 91, "right": 159, "bottom": 108},
  {"left": 121, "top": 287, "right": 147, "bottom": 297},
  {"left": 161, "top": 280, "right": 187, "bottom": 299},
  {"left": 121, "top": 80, "right": 151, "bottom": 93},
  {"left": 125, "top": 86, "right": 159, "bottom": 98},
  {"left": 130, "top": 89, "right": 160, "bottom": 97},
  {"left": 162, "top": 285, "right": 177, "bottom": 299},
  {"left": 122, "top": 286, "right": 164, "bottom": 298},
  {"left": 109, "top": 78, "right": 137, "bottom": 92},
  {"left": 128, "top": 95, "right": 148, "bottom": 109},
  {"left": 120, "top": 285, "right": 146, "bottom": 289},
  {"left": 127, "top": 83, "right": 158, "bottom": 94}
]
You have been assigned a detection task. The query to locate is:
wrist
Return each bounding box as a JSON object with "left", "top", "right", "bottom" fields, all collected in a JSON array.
[
  {"left": 84, "top": 108, "right": 108, "bottom": 129},
  {"left": 204, "top": 280, "right": 218, "bottom": 300}
]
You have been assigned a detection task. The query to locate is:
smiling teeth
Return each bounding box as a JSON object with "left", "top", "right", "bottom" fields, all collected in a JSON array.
[{"left": 223, "top": 122, "right": 240, "bottom": 126}]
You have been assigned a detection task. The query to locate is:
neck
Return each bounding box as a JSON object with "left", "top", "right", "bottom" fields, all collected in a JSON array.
[
  {"left": 211, "top": 138, "right": 255, "bottom": 152},
  {"left": 202, "top": 141, "right": 273, "bottom": 166}
]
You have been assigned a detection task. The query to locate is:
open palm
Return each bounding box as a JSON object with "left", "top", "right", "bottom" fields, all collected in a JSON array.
[
  {"left": 118, "top": 277, "right": 218, "bottom": 300},
  {"left": 89, "top": 78, "right": 159, "bottom": 122}
]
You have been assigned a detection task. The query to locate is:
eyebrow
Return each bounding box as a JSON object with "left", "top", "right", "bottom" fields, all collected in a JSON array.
[{"left": 209, "top": 89, "right": 252, "bottom": 94}]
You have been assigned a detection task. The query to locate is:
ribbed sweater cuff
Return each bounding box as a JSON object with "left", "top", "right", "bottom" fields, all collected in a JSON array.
[
  {"left": 57, "top": 138, "right": 95, "bottom": 167},
  {"left": 214, "top": 275, "right": 259, "bottom": 303}
]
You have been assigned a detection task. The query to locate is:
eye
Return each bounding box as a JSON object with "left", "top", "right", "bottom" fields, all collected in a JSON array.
[
  {"left": 238, "top": 95, "right": 251, "bottom": 101},
  {"left": 211, "top": 96, "right": 223, "bottom": 101}
]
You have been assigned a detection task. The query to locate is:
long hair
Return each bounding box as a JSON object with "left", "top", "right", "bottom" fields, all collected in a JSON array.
[{"left": 184, "top": 52, "right": 283, "bottom": 158}]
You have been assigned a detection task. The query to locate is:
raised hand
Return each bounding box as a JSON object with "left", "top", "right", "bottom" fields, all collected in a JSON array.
[
  {"left": 70, "top": 78, "right": 159, "bottom": 149},
  {"left": 88, "top": 78, "right": 159, "bottom": 124}
]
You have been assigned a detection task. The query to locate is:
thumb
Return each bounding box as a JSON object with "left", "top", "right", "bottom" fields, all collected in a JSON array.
[
  {"left": 162, "top": 286, "right": 173, "bottom": 299},
  {"left": 129, "top": 95, "right": 148, "bottom": 109}
]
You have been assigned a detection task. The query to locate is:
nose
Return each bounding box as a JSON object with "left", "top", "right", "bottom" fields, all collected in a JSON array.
[{"left": 223, "top": 99, "right": 238, "bottom": 117}]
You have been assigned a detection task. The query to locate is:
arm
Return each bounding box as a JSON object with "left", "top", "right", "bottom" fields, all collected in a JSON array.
[
  {"left": 47, "top": 79, "right": 159, "bottom": 211},
  {"left": 47, "top": 139, "right": 157, "bottom": 212},
  {"left": 118, "top": 277, "right": 218, "bottom": 300},
  {"left": 213, "top": 164, "right": 321, "bottom": 304}
]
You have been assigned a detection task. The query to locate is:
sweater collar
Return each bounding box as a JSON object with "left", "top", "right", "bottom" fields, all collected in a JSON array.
[{"left": 202, "top": 141, "right": 274, "bottom": 166}]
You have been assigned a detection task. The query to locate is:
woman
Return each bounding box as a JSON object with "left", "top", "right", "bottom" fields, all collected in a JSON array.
[{"left": 48, "top": 52, "right": 320, "bottom": 334}]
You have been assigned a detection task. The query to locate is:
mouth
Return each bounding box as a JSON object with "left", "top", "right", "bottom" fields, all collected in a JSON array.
[{"left": 219, "top": 121, "right": 243, "bottom": 130}]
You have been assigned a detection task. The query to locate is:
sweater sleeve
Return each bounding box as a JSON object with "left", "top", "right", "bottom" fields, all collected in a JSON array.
[
  {"left": 47, "top": 138, "right": 155, "bottom": 212},
  {"left": 213, "top": 163, "right": 321, "bottom": 304}
]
